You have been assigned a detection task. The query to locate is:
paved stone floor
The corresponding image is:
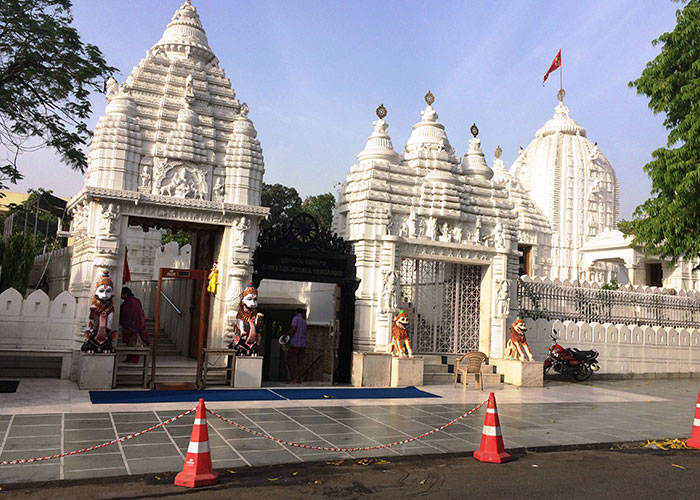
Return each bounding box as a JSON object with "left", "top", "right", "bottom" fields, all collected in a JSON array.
[{"left": 0, "top": 378, "right": 698, "bottom": 484}]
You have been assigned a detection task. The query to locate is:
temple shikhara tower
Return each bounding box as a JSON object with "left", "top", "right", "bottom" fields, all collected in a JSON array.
[
  {"left": 511, "top": 90, "right": 620, "bottom": 281},
  {"left": 66, "top": 0, "right": 266, "bottom": 378}
]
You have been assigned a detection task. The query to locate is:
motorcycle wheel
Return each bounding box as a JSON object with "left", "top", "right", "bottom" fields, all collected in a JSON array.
[{"left": 572, "top": 364, "right": 593, "bottom": 382}]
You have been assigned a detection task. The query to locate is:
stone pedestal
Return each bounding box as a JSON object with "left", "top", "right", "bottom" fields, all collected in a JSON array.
[
  {"left": 351, "top": 351, "right": 392, "bottom": 387},
  {"left": 390, "top": 356, "right": 424, "bottom": 387},
  {"left": 78, "top": 352, "right": 116, "bottom": 389},
  {"left": 234, "top": 356, "right": 263, "bottom": 388},
  {"left": 491, "top": 358, "right": 543, "bottom": 387}
]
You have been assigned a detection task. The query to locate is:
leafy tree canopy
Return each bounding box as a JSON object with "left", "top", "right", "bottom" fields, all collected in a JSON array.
[
  {"left": 619, "top": 0, "right": 700, "bottom": 267},
  {"left": 161, "top": 228, "right": 192, "bottom": 248},
  {"left": 0, "top": 188, "right": 66, "bottom": 256},
  {"left": 302, "top": 192, "right": 335, "bottom": 230},
  {"left": 0, "top": 0, "right": 116, "bottom": 191},
  {"left": 260, "top": 183, "right": 337, "bottom": 232},
  {"left": 261, "top": 183, "right": 302, "bottom": 230}
]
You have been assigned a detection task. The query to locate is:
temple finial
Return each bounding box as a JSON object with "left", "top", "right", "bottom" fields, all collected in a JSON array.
[
  {"left": 376, "top": 104, "right": 387, "bottom": 119},
  {"left": 424, "top": 91, "right": 435, "bottom": 106}
]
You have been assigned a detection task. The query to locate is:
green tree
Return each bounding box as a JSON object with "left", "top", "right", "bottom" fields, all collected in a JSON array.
[
  {"left": 260, "top": 183, "right": 302, "bottom": 231},
  {"left": 302, "top": 192, "right": 336, "bottom": 230},
  {"left": 0, "top": 0, "right": 116, "bottom": 191},
  {"left": 161, "top": 228, "right": 192, "bottom": 248},
  {"left": 0, "top": 232, "right": 36, "bottom": 293},
  {"left": 0, "top": 188, "right": 64, "bottom": 256},
  {"left": 619, "top": 1, "right": 700, "bottom": 267}
]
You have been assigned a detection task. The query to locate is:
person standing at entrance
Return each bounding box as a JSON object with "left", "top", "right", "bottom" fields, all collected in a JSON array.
[
  {"left": 285, "top": 308, "right": 307, "bottom": 384},
  {"left": 120, "top": 287, "right": 150, "bottom": 363}
]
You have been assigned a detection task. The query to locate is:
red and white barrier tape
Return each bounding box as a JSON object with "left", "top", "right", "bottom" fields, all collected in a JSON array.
[
  {"left": 207, "top": 398, "right": 489, "bottom": 452},
  {"left": 0, "top": 406, "right": 196, "bottom": 465}
]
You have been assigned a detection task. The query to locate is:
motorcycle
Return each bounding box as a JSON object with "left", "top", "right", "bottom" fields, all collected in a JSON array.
[{"left": 543, "top": 330, "right": 600, "bottom": 382}]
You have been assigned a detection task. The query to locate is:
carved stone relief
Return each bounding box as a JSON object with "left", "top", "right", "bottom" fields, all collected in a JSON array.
[
  {"left": 155, "top": 163, "right": 208, "bottom": 200},
  {"left": 380, "top": 268, "right": 398, "bottom": 313},
  {"left": 100, "top": 203, "right": 120, "bottom": 234},
  {"left": 213, "top": 177, "right": 225, "bottom": 201},
  {"left": 495, "top": 279, "right": 510, "bottom": 318},
  {"left": 232, "top": 216, "right": 250, "bottom": 248}
]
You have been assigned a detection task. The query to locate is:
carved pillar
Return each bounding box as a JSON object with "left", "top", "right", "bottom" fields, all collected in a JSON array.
[{"left": 67, "top": 197, "right": 125, "bottom": 379}]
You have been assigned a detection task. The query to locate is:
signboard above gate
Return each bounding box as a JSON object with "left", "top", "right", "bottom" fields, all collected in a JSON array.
[{"left": 253, "top": 213, "right": 356, "bottom": 284}]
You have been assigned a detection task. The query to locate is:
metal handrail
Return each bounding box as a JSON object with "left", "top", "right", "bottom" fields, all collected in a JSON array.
[{"left": 160, "top": 290, "right": 182, "bottom": 316}]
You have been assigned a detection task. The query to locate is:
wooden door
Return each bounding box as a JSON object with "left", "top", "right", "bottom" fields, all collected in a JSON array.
[{"left": 188, "top": 231, "right": 215, "bottom": 358}]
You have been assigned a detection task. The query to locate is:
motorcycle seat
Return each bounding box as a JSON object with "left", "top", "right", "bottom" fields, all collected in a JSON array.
[{"left": 571, "top": 349, "right": 598, "bottom": 361}]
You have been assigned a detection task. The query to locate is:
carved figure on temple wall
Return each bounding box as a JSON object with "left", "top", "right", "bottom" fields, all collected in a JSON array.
[
  {"left": 100, "top": 203, "right": 119, "bottom": 233},
  {"left": 380, "top": 269, "right": 397, "bottom": 313},
  {"left": 473, "top": 217, "right": 482, "bottom": 243},
  {"left": 184, "top": 74, "right": 195, "bottom": 101},
  {"left": 493, "top": 221, "right": 506, "bottom": 249},
  {"left": 232, "top": 216, "right": 250, "bottom": 247},
  {"left": 105, "top": 77, "right": 119, "bottom": 99},
  {"left": 496, "top": 279, "right": 510, "bottom": 318},
  {"left": 214, "top": 178, "right": 224, "bottom": 199},
  {"left": 406, "top": 209, "right": 417, "bottom": 238},
  {"left": 425, "top": 216, "right": 437, "bottom": 240},
  {"left": 140, "top": 165, "right": 152, "bottom": 190},
  {"left": 452, "top": 224, "right": 463, "bottom": 243},
  {"left": 439, "top": 222, "right": 452, "bottom": 242}
]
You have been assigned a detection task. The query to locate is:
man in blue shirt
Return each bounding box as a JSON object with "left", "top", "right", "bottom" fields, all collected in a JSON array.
[{"left": 285, "top": 308, "right": 307, "bottom": 384}]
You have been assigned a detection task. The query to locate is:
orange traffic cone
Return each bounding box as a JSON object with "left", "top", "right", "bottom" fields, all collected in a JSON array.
[
  {"left": 473, "top": 392, "right": 511, "bottom": 463},
  {"left": 174, "top": 398, "right": 218, "bottom": 487},
  {"left": 687, "top": 390, "right": 700, "bottom": 449}
]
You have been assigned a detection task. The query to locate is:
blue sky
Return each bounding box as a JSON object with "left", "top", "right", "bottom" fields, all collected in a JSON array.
[{"left": 12, "top": 0, "right": 680, "bottom": 219}]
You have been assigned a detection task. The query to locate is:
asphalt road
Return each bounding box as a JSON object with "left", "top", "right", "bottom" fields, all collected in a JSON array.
[{"left": 2, "top": 447, "right": 699, "bottom": 499}]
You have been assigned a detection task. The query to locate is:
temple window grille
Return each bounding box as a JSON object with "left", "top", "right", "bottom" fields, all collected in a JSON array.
[{"left": 399, "top": 258, "right": 481, "bottom": 354}]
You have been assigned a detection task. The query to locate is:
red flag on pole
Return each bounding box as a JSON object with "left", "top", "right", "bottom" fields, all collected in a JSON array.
[
  {"left": 123, "top": 247, "right": 131, "bottom": 284},
  {"left": 543, "top": 49, "right": 561, "bottom": 85}
]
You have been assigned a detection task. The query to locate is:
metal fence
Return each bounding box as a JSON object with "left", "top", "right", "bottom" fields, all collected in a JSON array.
[{"left": 518, "top": 279, "right": 700, "bottom": 328}]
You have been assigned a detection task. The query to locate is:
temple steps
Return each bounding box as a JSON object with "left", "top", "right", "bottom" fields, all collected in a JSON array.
[{"left": 421, "top": 354, "right": 504, "bottom": 387}]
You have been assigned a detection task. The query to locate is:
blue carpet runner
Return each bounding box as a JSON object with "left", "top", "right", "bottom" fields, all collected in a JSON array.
[{"left": 89, "top": 386, "right": 438, "bottom": 404}]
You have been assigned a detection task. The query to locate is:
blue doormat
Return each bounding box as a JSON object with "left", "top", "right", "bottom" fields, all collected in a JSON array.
[
  {"left": 273, "top": 387, "right": 438, "bottom": 400},
  {"left": 89, "top": 386, "right": 439, "bottom": 404},
  {"left": 89, "top": 389, "right": 280, "bottom": 404}
]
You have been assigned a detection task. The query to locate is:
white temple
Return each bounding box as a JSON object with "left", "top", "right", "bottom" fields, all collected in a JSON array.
[
  {"left": 66, "top": 0, "right": 267, "bottom": 379},
  {"left": 335, "top": 90, "right": 629, "bottom": 356}
]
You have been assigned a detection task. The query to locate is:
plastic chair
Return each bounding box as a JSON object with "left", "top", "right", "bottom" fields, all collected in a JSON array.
[{"left": 454, "top": 351, "right": 488, "bottom": 391}]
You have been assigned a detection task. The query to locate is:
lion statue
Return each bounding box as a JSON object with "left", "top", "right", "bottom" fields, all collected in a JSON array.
[
  {"left": 81, "top": 270, "right": 118, "bottom": 353},
  {"left": 388, "top": 310, "right": 413, "bottom": 358},
  {"left": 504, "top": 318, "right": 534, "bottom": 362},
  {"left": 229, "top": 282, "right": 264, "bottom": 356}
]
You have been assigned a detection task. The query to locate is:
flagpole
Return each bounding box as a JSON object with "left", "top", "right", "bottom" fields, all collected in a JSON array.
[{"left": 559, "top": 48, "right": 563, "bottom": 92}]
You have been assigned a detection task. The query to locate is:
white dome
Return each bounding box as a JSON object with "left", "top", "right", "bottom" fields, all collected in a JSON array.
[
  {"left": 404, "top": 104, "right": 453, "bottom": 154},
  {"left": 357, "top": 115, "right": 400, "bottom": 163}
]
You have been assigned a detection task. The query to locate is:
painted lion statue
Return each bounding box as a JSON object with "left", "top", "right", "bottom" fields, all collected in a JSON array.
[
  {"left": 388, "top": 310, "right": 413, "bottom": 358},
  {"left": 229, "top": 282, "right": 264, "bottom": 356},
  {"left": 504, "top": 318, "right": 534, "bottom": 362},
  {"left": 81, "top": 270, "right": 118, "bottom": 353}
]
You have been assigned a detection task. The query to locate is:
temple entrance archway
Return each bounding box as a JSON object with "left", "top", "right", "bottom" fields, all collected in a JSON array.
[{"left": 253, "top": 213, "right": 358, "bottom": 384}]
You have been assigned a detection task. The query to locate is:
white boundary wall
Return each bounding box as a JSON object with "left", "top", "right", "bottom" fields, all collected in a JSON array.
[
  {"left": 523, "top": 317, "right": 700, "bottom": 376},
  {"left": 0, "top": 288, "right": 75, "bottom": 350}
]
